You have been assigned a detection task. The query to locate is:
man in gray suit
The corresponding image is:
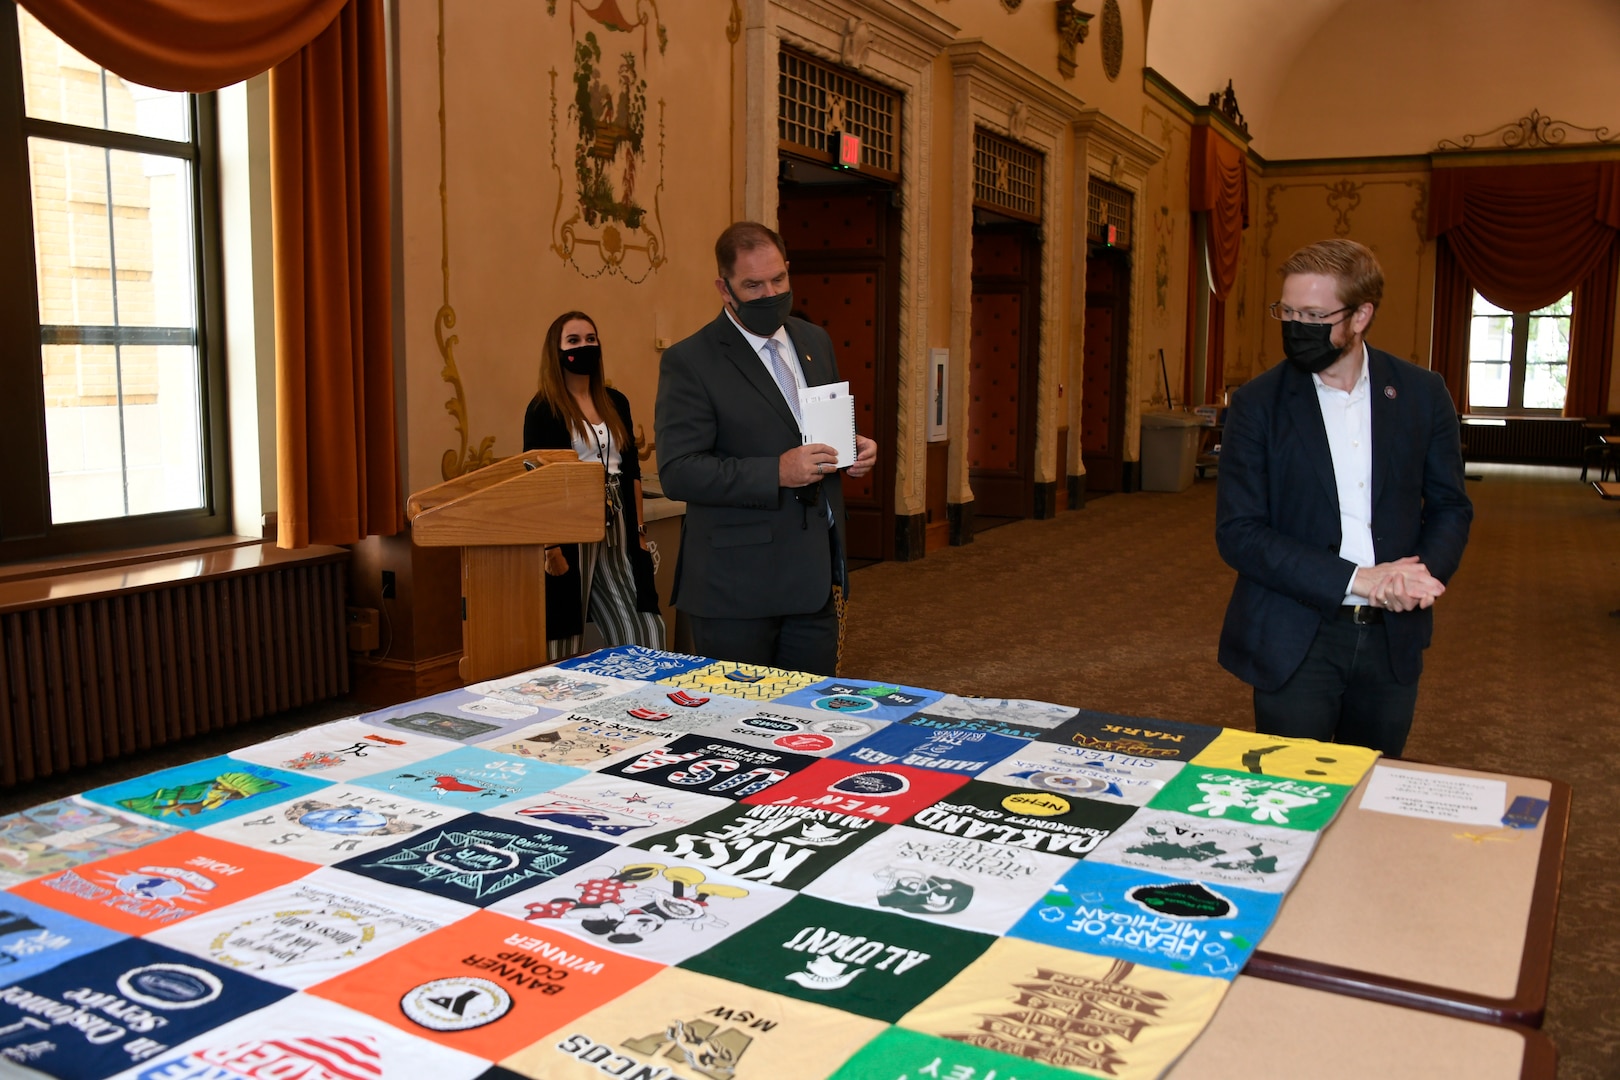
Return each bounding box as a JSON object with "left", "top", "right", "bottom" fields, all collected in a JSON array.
[{"left": 655, "top": 221, "right": 877, "bottom": 674}]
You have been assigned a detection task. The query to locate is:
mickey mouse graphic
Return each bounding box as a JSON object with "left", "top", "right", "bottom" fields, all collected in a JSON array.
[{"left": 523, "top": 863, "right": 747, "bottom": 945}]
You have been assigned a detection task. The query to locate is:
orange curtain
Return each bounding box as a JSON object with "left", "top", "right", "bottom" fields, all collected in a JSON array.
[
  {"left": 1190, "top": 124, "right": 1248, "bottom": 404},
  {"left": 17, "top": 0, "right": 346, "bottom": 92},
  {"left": 20, "top": 0, "right": 400, "bottom": 546},
  {"left": 272, "top": 1, "right": 397, "bottom": 546},
  {"left": 1427, "top": 162, "right": 1620, "bottom": 418}
]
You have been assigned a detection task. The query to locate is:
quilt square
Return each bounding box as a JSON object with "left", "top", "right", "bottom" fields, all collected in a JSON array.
[
  {"left": 1148, "top": 765, "right": 1353, "bottom": 832},
  {"left": 488, "top": 851, "right": 793, "bottom": 965},
  {"left": 595, "top": 735, "right": 817, "bottom": 801},
  {"left": 976, "top": 741, "right": 1184, "bottom": 806},
  {"left": 144, "top": 867, "right": 469, "bottom": 989},
  {"left": 346, "top": 747, "right": 584, "bottom": 810},
  {"left": 1036, "top": 710, "right": 1222, "bottom": 761},
  {"left": 482, "top": 774, "right": 729, "bottom": 844},
  {"left": 631, "top": 802, "right": 889, "bottom": 890},
  {"left": 1006, "top": 859, "right": 1282, "bottom": 979},
  {"left": 801, "top": 824, "right": 1074, "bottom": 935},
  {"left": 833, "top": 725, "right": 1025, "bottom": 777},
  {"left": 555, "top": 644, "right": 712, "bottom": 681},
  {"left": 198, "top": 785, "right": 466, "bottom": 865},
  {"left": 769, "top": 678, "right": 944, "bottom": 722},
  {"left": 681, "top": 894, "right": 994, "bottom": 1022},
  {"left": 0, "top": 936, "right": 290, "bottom": 1079},
  {"left": 740, "top": 759, "right": 968, "bottom": 822},
  {"left": 511, "top": 967, "right": 886, "bottom": 1080},
  {"left": 468, "top": 668, "right": 639, "bottom": 711},
  {"left": 81, "top": 758, "right": 332, "bottom": 830},
  {"left": 331, "top": 814, "right": 613, "bottom": 908},
  {"left": 1189, "top": 728, "right": 1381, "bottom": 787},
  {"left": 657, "top": 661, "right": 823, "bottom": 701},
  {"left": 909, "top": 695, "right": 1080, "bottom": 735},
  {"left": 0, "top": 798, "right": 181, "bottom": 888},
  {"left": 898, "top": 937, "right": 1229, "bottom": 1080},
  {"left": 0, "top": 892, "right": 127, "bottom": 988},
  {"left": 565, "top": 685, "right": 757, "bottom": 736},
  {"left": 309, "top": 909, "right": 659, "bottom": 1061},
  {"left": 904, "top": 781, "right": 1138, "bottom": 858},
  {"left": 12, "top": 832, "right": 313, "bottom": 937},
  {"left": 477, "top": 713, "right": 675, "bottom": 768},
  {"left": 1086, "top": 809, "right": 1318, "bottom": 894},
  {"left": 111, "top": 994, "right": 490, "bottom": 1080},
  {"left": 230, "top": 716, "right": 466, "bottom": 779},
  {"left": 831, "top": 1026, "right": 1079, "bottom": 1080},
  {"left": 689, "top": 705, "right": 885, "bottom": 757}
]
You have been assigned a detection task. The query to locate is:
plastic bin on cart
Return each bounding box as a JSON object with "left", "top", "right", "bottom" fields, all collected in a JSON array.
[{"left": 1140, "top": 410, "right": 1202, "bottom": 492}]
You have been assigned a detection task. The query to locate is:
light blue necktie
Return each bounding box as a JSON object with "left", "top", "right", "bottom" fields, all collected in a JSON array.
[{"left": 764, "top": 337, "right": 803, "bottom": 427}]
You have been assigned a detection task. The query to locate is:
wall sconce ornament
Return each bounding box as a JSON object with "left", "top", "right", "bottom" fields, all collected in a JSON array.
[{"left": 1056, "top": 0, "right": 1093, "bottom": 79}]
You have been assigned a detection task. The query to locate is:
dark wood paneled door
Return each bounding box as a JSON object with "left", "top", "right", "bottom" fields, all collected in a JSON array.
[
  {"left": 1082, "top": 247, "right": 1131, "bottom": 492},
  {"left": 969, "top": 224, "right": 1041, "bottom": 519},
  {"left": 776, "top": 180, "right": 899, "bottom": 562}
]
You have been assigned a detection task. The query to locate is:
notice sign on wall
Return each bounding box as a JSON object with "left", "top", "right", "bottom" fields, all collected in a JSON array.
[{"left": 1359, "top": 765, "right": 1507, "bottom": 825}]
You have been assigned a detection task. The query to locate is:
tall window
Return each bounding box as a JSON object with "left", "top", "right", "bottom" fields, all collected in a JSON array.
[
  {"left": 1466, "top": 291, "right": 1571, "bottom": 413},
  {"left": 0, "top": 6, "right": 225, "bottom": 559}
]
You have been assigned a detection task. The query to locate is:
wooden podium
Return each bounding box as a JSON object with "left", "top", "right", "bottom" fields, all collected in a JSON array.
[{"left": 407, "top": 450, "right": 604, "bottom": 683}]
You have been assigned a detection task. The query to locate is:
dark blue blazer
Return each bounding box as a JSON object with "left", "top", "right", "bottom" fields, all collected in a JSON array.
[{"left": 1215, "top": 346, "right": 1473, "bottom": 691}]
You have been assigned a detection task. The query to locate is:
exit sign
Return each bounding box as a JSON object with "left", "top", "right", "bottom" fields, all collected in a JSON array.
[{"left": 836, "top": 132, "right": 861, "bottom": 169}]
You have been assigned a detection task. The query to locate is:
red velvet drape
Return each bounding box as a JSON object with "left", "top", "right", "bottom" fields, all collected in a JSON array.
[
  {"left": 1427, "top": 162, "right": 1620, "bottom": 417},
  {"left": 1430, "top": 236, "right": 1474, "bottom": 409},
  {"left": 19, "top": 0, "right": 399, "bottom": 546},
  {"left": 1191, "top": 124, "right": 1248, "bottom": 404}
]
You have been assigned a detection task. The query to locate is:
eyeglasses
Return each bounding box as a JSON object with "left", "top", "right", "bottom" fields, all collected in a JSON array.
[{"left": 1268, "top": 302, "right": 1353, "bottom": 325}]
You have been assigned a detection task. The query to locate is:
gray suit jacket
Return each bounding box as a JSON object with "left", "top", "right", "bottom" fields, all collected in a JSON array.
[{"left": 655, "top": 311, "right": 847, "bottom": 619}]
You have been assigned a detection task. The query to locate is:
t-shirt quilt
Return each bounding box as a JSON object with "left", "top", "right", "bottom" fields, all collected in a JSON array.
[{"left": 0, "top": 646, "right": 1378, "bottom": 1080}]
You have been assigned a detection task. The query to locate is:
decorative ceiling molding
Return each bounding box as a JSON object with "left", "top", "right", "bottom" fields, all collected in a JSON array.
[{"left": 1435, "top": 109, "right": 1618, "bottom": 152}]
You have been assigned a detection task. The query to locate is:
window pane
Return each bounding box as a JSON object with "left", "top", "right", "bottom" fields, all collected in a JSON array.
[
  {"left": 29, "top": 137, "right": 113, "bottom": 324},
  {"left": 44, "top": 344, "right": 204, "bottom": 524},
  {"left": 1467, "top": 300, "right": 1511, "bottom": 409},
  {"left": 114, "top": 150, "right": 197, "bottom": 328},
  {"left": 1525, "top": 293, "right": 1571, "bottom": 411},
  {"left": 18, "top": 8, "right": 189, "bottom": 141}
]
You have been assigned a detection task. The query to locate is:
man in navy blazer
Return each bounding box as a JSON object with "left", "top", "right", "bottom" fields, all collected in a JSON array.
[
  {"left": 1216, "top": 239, "right": 1472, "bottom": 756},
  {"left": 655, "top": 221, "right": 877, "bottom": 674}
]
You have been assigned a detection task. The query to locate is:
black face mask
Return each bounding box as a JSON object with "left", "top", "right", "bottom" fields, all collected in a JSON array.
[
  {"left": 1280, "top": 320, "right": 1344, "bottom": 374},
  {"left": 725, "top": 280, "right": 793, "bottom": 338},
  {"left": 560, "top": 343, "right": 601, "bottom": 377}
]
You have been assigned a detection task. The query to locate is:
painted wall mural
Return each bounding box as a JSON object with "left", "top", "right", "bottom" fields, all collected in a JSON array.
[{"left": 549, "top": 1, "right": 669, "bottom": 282}]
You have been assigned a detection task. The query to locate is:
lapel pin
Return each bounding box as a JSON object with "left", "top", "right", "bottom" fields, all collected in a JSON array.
[{"left": 1384, "top": 385, "right": 1396, "bottom": 399}]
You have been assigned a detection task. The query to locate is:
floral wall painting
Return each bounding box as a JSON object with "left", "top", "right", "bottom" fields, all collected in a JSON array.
[{"left": 548, "top": 1, "right": 669, "bottom": 282}]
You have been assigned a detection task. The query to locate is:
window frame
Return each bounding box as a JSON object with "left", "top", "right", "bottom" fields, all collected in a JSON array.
[
  {"left": 0, "top": 10, "right": 230, "bottom": 562},
  {"left": 1466, "top": 291, "right": 1571, "bottom": 417}
]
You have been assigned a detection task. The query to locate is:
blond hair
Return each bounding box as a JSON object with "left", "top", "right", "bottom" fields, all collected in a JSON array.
[{"left": 1279, "top": 239, "right": 1384, "bottom": 311}]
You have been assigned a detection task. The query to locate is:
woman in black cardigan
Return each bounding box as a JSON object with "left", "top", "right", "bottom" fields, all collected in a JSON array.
[{"left": 523, "top": 310, "right": 664, "bottom": 658}]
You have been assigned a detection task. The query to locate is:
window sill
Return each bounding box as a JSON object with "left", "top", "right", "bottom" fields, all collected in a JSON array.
[{"left": 0, "top": 536, "right": 350, "bottom": 615}]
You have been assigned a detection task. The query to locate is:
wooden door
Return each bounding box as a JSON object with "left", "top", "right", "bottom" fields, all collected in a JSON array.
[
  {"left": 969, "top": 224, "right": 1041, "bottom": 519},
  {"left": 1082, "top": 247, "right": 1131, "bottom": 492},
  {"left": 777, "top": 183, "right": 899, "bottom": 561}
]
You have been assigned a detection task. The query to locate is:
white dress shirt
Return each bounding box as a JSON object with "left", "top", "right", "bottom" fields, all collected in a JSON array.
[
  {"left": 726, "top": 308, "right": 805, "bottom": 434},
  {"left": 1312, "top": 344, "right": 1375, "bottom": 602}
]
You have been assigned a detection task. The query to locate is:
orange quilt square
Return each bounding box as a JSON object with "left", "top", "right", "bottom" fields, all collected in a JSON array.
[
  {"left": 308, "top": 907, "right": 661, "bottom": 1061},
  {"left": 10, "top": 831, "right": 313, "bottom": 936}
]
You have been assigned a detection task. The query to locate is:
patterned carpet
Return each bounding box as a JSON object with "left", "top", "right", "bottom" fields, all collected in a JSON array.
[{"left": 842, "top": 463, "right": 1619, "bottom": 1079}]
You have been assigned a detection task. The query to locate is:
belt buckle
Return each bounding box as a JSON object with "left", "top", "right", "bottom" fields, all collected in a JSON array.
[{"left": 1349, "top": 604, "right": 1376, "bottom": 625}]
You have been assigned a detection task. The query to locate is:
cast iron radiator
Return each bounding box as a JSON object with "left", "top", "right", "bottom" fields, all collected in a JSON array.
[
  {"left": 1459, "top": 417, "right": 1587, "bottom": 464},
  {"left": 0, "top": 558, "right": 349, "bottom": 785}
]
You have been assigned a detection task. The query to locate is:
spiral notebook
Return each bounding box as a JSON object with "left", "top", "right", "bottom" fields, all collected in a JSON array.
[{"left": 799, "top": 381, "right": 858, "bottom": 468}]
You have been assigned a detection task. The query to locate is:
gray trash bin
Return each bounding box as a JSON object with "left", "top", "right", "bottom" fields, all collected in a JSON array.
[{"left": 1139, "top": 411, "right": 1202, "bottom": 492}]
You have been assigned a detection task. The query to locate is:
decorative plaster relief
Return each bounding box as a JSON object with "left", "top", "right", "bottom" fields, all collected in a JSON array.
[
  {"left": 1435, "top": 108, "right": 1618, "bottom": 152},
  {"left": 547, "top": 3, "right": 670, "bottom": 282}
]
